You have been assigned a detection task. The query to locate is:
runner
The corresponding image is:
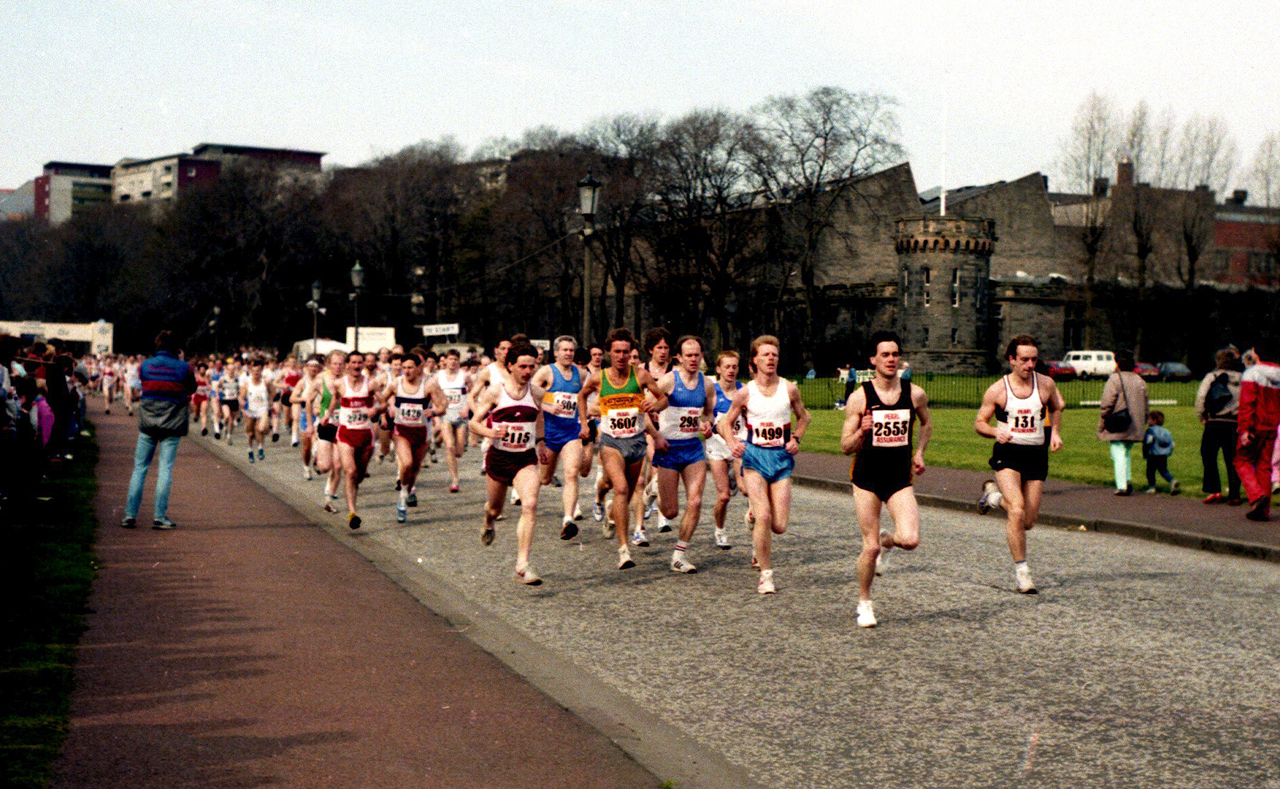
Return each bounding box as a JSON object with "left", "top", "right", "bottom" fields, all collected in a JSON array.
[
  {"left": 290, "top": 355, "right": 323, "bottom": 480},
  {"left": 436, "top": 349, "right": 472, "bottom": 493},
  {"left": 706, "top": 350, "right": 747, "bottom": 550},
  {"left": 191, "top": 362, "right": 213, "bottom": 437},
  {"left": 330, "top": 350, "right": 382, "bottom": 530},
  {"left": 241, "top": 358, "right": 275, "bottom": 463},
  {"left": 311, "top": 349, "right": 349, "bottom": 513},
  {"left": 124, "top": 355, "right": 141, "bottom": 416},
  {"left": 278, "top": 356, "right": 302, "bottom": 446},
  {"left": 470, "top": 339, "right": 513, "bottom": 477},
  {"left": 578, "top": 328, "right": 669, "bottom": 570},
  {"left": 216, "top": 359, "right": 241, "bottom": 445},
  {"left": 531, "top": 336, "right": 588, "bottom": 539},
  {"left": 631, "top": 327, "right": 674, "bottom": 545},
  {"left": 380, "top": 352, "right": 446, "bottom": 523},
  {"left": 719, "top": 335, "right": 811, "bottom": 594},
  {"left": 974, "top": 334, "right": 1065, "bottom": 594},
  {"left": 653, "top": 335, "right": 717, "bottom": 573},
  {"left": 101, "top": 356, "right": 117, "bottom": 414},
  {"left": 841, "top": 330, "right": 932, "bottom": 627},
  {"left": 470, "top": 342, "right": 551, "bottom": 584}
]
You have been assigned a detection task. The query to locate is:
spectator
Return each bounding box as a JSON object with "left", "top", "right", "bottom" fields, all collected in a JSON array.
[
  {"left": 1235, "top": 340, "right": 1280, "bottom": 522},
  {"left": 1142, "top": 410, "right": 1179, "bottom": 495},
  {"left": 1097, "top": 349, "right": 1148, "bottom": 496},
  {"left": 123, "top": 330, "right": 197, "bottom": 530},
  {"left": 1195, "top": 349, "right": 1243, "bottom": 505}
]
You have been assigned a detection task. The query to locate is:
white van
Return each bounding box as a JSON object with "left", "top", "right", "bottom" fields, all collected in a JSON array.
[{"left": 1063, "top": 350, "right": 1116, "bottom": 378}]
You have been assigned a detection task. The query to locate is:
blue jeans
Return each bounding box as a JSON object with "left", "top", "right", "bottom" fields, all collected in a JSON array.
[{"left": 126, "top": 433, "right": 181, "bottom": 520}]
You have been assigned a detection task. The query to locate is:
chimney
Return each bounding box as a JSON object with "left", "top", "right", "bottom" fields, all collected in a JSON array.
[
  {"left": 1092, "top": 177, "right": 1109, "bottom": 198},
  {"left": 1231, "top": 189, "right": 1248, "bottom": 205},
  {"left": 1116, "top": 160, "right": 1134, "bottom": 189}
]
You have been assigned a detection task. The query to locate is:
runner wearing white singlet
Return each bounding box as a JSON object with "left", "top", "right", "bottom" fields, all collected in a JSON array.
[
  {"left": 241, "top": 358, "right": 274, "bottom": 462},
  {"left": 436, "top": 349, "right": 473, "bottom": 493},
  {"left": 291, "top": 356, "right": 323, "bottom": 480},
  {"left": 707, "top": 350, "right": 748, "bottom": 550},
  {"left": 378, "top": 352, "right": 446, "bottom": 523}
]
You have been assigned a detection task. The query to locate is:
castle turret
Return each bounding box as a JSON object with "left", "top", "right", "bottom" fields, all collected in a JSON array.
[{"left": 894, "top": 215, "right": 996, "bottom": 374}]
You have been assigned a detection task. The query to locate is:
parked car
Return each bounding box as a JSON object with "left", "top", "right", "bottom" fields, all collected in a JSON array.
[
  {"left": 1062, "top": 350, "right": 1116, "bottom": 378},
  {"left": 1156, "top": 361, "right": 1194, "bottom": 382},
  {"left": 1135, "top": 361, "right": 1161, "bottom": 381},
  {"left": 1044, "top": 360, "right": 1077, "bottom": 381}
]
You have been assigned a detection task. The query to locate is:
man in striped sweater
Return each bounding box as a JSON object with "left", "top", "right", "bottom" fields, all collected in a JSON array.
[
  {"left": 122, "top": 330, "right": 196, "bottom": 530},
  {"left": 1236, "top": 340, "right": 1280, "bottom": 522}
]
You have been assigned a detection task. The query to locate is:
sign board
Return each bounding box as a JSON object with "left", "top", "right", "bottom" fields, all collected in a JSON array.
[
  {"left": 0, "top": 319, "right": 114, "bottom": 354},
  {"left": 855, "top": 368, "right": 876, "bottom": 384},
  {"left": 531, "top": 339, "right": 551, "bottom": 351},
  {"left": 421, "top": 323, "right": 460, "bottom": 337},
  {"left": 345, "top": 326, "right": 397, "bottom": 351}
]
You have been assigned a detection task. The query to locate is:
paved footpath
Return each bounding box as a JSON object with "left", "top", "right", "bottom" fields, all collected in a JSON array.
[{"left": 53, "top": 411, "right": 661, "bottom": 789}]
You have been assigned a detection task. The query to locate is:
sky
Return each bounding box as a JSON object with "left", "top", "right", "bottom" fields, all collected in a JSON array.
[{"left": 5, "top": 0, "right": 1278, "bottom": 196}]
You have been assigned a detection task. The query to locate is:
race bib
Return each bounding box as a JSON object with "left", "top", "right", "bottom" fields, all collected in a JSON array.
[
  {"left": 543, "top": 392, "right": 578, "bottom": 418},
  {"left": 341, "top": 408, "right": 370, "bottom": 428},
  {"left": 399, "top": 404, "right": 425, "bottom": 424},
  {"left": 751, "top": 420, "right": 789, "bottom": 448},
  {"left": 445, "top": 390, "right": 465, "bottom": 404},
  {"left": 675, "top": 407, "right": 702, "bottom": 436},
  {"left": 1008, "top": 408, "right": 1038, "bottom": 434},
  {"left": 871, "top": 409, "right": 910, "bottom": 447},
  {"left": 607, "top": 407, "right": 642, "bottom": 438},
  {"left": 496, "top": 422, "right": 533, "bottom": 451}
]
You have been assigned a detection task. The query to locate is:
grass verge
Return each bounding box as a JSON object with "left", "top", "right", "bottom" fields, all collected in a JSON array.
[
  {"left": 803, "top": 406, "right": 1219, "bottom": 492},
  {"left": 0, "top": 431, "right": 99, "bottom": 789}
]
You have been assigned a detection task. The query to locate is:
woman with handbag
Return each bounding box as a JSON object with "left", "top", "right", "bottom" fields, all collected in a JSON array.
[{"left": 1097, "top": 349, "right": 1149, "bottom": 495}]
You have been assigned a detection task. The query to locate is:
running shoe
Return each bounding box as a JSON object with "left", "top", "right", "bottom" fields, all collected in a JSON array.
[
  {"left": 291, "top": 438, "right": 299, "bottom": 448},
  {"left": 856, "top": 600, "right": 877, "bottom": 628},
  {"left": 201, "top": 427, "right": 209, "bottom": 437},
  {"left": 644, "top": 499, "right": 657, "bottom": 520},
  {"left": 323, "top": 501, "right": 339, "bottom": 513},
  {"left": 510, "top": 488, "right": 521, "bottom": 506},
  {"left": 348, "top": 513, "right": 362, "bottom": 530},
  {"left": 396, "top": 502, "right": 407, "bottom": 523},
  {"left": 120, "top": 516, "right": 137, "bottom": 529},
  {"left": 406, "top": 492, "right": 418, "bottom": 507},
  {"left": 977, "top": 479, "right": 998, "bottom": 514},
  {"left": 480, "top": 523, "right": 496, "bottom": 546},
  {"left": 214, "top": 429, "right": 221, "bottom": 440},
  {"left": 631, "top": 528, "right": 650, "bottom": 547},
  {"left": 617, "top": 546, "right": 635, "bottom": 570},
  {"left": 257, "top": 447, "right": 265, "bottom": 460},
  {"left": 671, "top": 556, "right": 697, "bottom": 574},
  {"left": 1144, "top": 487, "right": 1157, "bottom": 495},
  {"left": 552, "top": 474, "right": 563, "bottom": 488},
  {"left": 303, "top": 466, "right": 313, "bottom": 481},
  {"left": 449, "top": 484, "right": 459, "bottom": 493},
  {"left": 560, "top": 518, "right": 578, "bottom": 541},
  {"left": 152, "top": 517, "right": 176, "bottom": 530},
  {"left": 592, "top": 501, "right": 605, "bottom": 522},
  {"left": 429, "top": 449, "right": 438, "bottom": 464},
  {"left": 572, "top": 504, "right": 583, "bottom": 521},
  {"left": 272, "top": 432, "right": 280, "bottom": 443},
  {"left": 1170, "top": 480, "right": 1181, "bottom": 495},
  {"left": 602, "top": 518, "right": 615, "bottom": 539},
  {"left": 1202, "top": 492, "right": 1223, "bottom": 504},
  {"left": 758, "top": 569, "right": 775, "bottom": 594},
  {"left": 750, "top": 553, "right": 760, "bottom": 570},
  {"left": 714, "top": 528, "right": 732, "bottom": 550},
  {"left": 248, "top": 450, "right": 255, "bottom": 463},
  {"left": 514, "top": 565, "right": 542, "bottom": 585},
  {"left": 1015, "top": 565, "right": 1037, "bottom": 594},
  {"left": 657, "top": 514, "right": 671, "bottom": 533}
]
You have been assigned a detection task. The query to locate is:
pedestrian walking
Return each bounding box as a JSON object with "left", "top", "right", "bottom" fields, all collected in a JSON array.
[
  {"left": 1235, "top": 341, "right": 1280, "bottom": 522},
  {"left": 1142, "top": 411, "right": 1179, "bottom": 495},
  {"left": 1194, "top": 349, "right": 1242, "bottom": 505},
  {"left": 1097, "top": 350, "right": 1148, "bottom": 496},
  {"left": 123, "top": 330, "right": 196, "bottom": 529}
]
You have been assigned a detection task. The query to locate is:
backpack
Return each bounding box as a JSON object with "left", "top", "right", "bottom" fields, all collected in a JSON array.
[{"left": 1206, "top": 373, "right": 1232, "bottom": 417}]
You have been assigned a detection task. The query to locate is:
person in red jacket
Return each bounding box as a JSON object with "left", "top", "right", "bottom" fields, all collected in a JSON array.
[{"left": 1235, "top": 340, "right": 1280, "bottom": 521}]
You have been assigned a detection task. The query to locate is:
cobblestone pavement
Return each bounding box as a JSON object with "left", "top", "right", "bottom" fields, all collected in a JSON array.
[{"left": 205, "top": 431, "right": 1280, "bottom": 789}]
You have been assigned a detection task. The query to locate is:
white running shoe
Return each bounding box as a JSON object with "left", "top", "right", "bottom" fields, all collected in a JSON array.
[
  {"left": 514, "top": 565, "right": 542, "bottom": 585},
  {"left": 714, "top": 528, "right": 732, "bottom": 550},
  {"left": 1016, "top": 565, "right": 1037, "bottom": 594},
  {"left": 510, "top": 488, "right": 521, "bottom": 506},
  {"left": 856, "top": 600, "right": 877, "bottom": 628},
  {"left": 670, "top": 556, "right": 697, "bottom": 574},
  {"left": 631, "top": 528, "right": 649, "bottom": 547},
  {"left": 617, "top": 546, "right": 635, "bottom": 570},
  {"left": 977, "top": 479, "right": 998, "bottom": 515},
  {"left": 303, "top": 465, "right": 313, "bottom": 481},
  {"left": 572, "top": 503, "right": 583, "bottom": 521},
  {"left": 657, "top": 513, "right": 671, "bottom": 532},
  {"left": 758, "top": 569, "right": 775, "bottom": 594}
]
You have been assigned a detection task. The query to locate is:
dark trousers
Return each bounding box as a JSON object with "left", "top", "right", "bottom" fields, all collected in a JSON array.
[
  {"left": 1145, "top": 456, "right": 1173, "bottom": 487},
  {"left": 1201, "top": 420, "right": 1240, "bottom": 498}
]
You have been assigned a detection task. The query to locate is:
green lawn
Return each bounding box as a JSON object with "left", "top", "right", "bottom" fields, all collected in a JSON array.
[
  {"left": 0, "top": 432, "right": 99, "bottom": 788},
  {"left": 803, "top": 406, "right": 1218, "bottom": 492}
]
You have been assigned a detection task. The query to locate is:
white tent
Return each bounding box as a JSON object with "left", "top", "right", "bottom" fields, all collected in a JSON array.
[{"left": 290, "top": 338, "right": 351, "bottom": 359}]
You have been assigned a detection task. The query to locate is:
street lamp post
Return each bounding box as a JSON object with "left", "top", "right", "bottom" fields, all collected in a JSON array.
[
  {"left": 309, "top": 280, "right": 322, "bottom": 355},
  {"left": 212, "top": 305, "right": 221, "bottom": 356},
  {"left": 577, "top": 172, "right": 601, "bottom": 344},
  {"left": 349, "top": 261, "right": 364, "bottom": 352}
]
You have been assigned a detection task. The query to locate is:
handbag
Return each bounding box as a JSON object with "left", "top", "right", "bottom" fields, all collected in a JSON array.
[{"left": 1103, "top": 373, "right": 1132, "bottom": 434}]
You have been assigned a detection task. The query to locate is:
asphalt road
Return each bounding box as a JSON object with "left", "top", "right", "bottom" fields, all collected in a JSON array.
[{"left": 205, "top": 432, "right": 1280, "bottom": 789}]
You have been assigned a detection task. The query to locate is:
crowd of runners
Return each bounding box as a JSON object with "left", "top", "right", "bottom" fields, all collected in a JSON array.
[{"left": 147, "top": 327, "right": 1070, "bottom": 629}]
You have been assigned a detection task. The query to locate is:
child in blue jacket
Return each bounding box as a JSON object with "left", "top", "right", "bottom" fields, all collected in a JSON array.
[{"left": 1143, "top": 410, "right": 1179, "bottom": 494}]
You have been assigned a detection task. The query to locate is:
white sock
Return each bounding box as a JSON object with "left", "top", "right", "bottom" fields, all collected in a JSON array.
[{"left": 399, "top": 487, "right": 408, "bottom": 505}]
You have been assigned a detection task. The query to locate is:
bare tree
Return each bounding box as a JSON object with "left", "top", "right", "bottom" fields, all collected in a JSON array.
[
  {"left": 1170, "top": 114, "right": 1239, "bottom": 193},
  {"left": 1250, "top": 133, "right": 1280, "bottom": 208},
  {"left": 743, "top": 86, "right": 904, "bottom": 352}
]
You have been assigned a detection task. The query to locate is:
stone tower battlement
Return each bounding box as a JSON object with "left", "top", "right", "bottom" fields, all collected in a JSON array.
[{"left": 895, "top": 215, "right": 997, "bottom": 374}]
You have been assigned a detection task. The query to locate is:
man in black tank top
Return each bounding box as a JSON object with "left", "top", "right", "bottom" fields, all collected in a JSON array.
[
  {"left": 840, "top": 331, "right": 932, "bottom": 628},
  {"left": 974, "top": 334, "right": 1065, "bottom": 595}
]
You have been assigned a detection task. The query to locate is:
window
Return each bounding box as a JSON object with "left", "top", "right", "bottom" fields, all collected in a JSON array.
[
  {"left": 922, "top": 327, "right": 929, "bottom": 347},
  {"left": 923, "top": 267, "right": 931, "bottom": 285},
  {"left": 922, "top": 266, "right": 931, "bottom": 307},
  {"left": 950, "top": 328, "right": 959, "bottom": 345},
  {"left": 993, "top": 303, "right": 1005, "bottom": 321},
  {"left": 951, "top": 268, "right": 960, "bottom": 307},
  {"left": 923, "top": 289, "right": 931, "bottom": 307},
  {"left": 187, "top": 167, "right": 196, "bottom": 177},
  {"left": 163, "top": 165, "right": 172, "bottom": 173}
]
